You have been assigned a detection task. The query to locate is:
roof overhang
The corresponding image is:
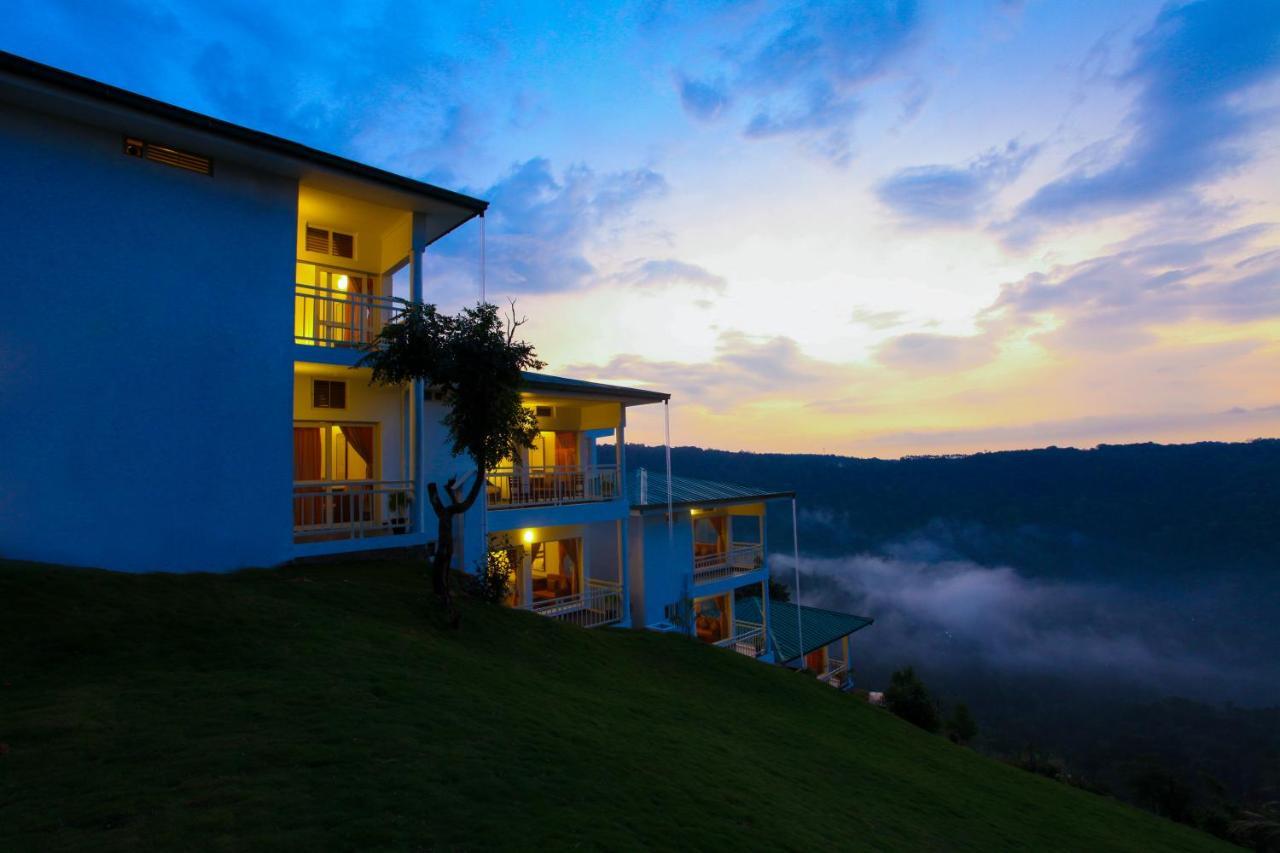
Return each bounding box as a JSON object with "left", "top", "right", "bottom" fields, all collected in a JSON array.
[
  {"left": 521, "top": 372, "right": 670, "bottom": 407},
  {"left": 0, "top": 52, "right": 487, "bottom": 245}
]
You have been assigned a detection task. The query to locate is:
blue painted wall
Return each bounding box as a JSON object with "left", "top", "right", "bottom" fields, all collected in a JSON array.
[{"left": 0, "top": 104, "right": 297, "bottom": 572}]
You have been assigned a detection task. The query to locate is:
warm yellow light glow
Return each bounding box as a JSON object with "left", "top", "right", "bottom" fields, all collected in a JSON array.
[
  {"left": 336, "top": 274, "right": 349, "bottom": 292},
  {"left": 522, "top": 530, "right": 534, "bottom": 544}
]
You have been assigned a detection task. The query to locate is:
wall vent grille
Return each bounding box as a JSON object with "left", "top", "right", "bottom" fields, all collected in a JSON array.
[
  {"left": 123, "top": 136, "right": 212, "bottom": 175},
  {"left": 304, "top": 225, "right": 356, "bottom": 259}
]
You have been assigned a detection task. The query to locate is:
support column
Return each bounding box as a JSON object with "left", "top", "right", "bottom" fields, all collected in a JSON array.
[
  {"left": 522, "top": 546, "right": 534, "bottom": 609},
  {"left": 409, "top": 212, "right": 428, "bottom": 537},
  {"left": 792, "top": 497, "right": 804, "bottom": 666},
  {"left": 842, "top": 635, "right": 852, "bottom": 689},
  {"left": 617, "top": 518, "right": 631, "bottom": 628}
]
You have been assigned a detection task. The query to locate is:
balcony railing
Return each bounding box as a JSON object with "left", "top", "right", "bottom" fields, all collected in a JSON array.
[
  {"left": 714, "top": 620, "right": 767, "bottom": 657},
  {"left": 693, "top": 543, "right": 764, "bottom": 583},
  {"left": 529, "top": 578, "right": 623, "bottom": 629},
  {"left": 486, "top": 465, "right": 620, "bottom": 509},
  {"left": 818, "top": 657, "right": 849, "bottom": 688},
  {"left": 295, "top": 284, "right": 408, "bottom": 347},
  {"left": 293, "top": 479, "right": 414, "bottom": 543}
]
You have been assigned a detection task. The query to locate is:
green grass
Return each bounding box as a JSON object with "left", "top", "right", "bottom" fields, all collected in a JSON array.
[{"left": 0, "top": 559, "right": 1234, "bottom": 852}]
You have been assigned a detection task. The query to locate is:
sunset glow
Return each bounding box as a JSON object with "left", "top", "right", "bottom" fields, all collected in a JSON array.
[{"left": 12, "top": 0, "right": 1277, "bottom": 456}]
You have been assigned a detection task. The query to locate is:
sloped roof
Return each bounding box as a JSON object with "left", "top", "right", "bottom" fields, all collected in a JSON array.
[
  {"left": 0, "top": 51, "right": 487, "bottom": 231},
  {"left": 737, "top": 597, "right": 873, "bottom": 663},
  {"left": 629, "top": 470, "right": 794, "bottom": 510},
  {"left": 521, "top": 372, "right": 669, "bottom": 404}
]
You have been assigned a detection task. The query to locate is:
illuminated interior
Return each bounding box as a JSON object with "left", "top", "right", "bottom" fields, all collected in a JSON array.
[
  {"left": 693, "top": 593, "right": 732, "bottom": 643},
  {"left": 294, "top": 184, "right": 414, "bottom": 348}
]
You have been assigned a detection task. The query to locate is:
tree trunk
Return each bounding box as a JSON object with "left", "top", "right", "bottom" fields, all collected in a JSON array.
[{"left": 426, "top": 472, "right": 486, "bottom": 621}]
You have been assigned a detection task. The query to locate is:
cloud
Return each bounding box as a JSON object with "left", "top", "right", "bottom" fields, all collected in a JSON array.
[
  {"left": 986, "top": 223, "right": 1280, "bottom": 350},
  {"left": 865, "top": 221, "right": 1280, "bottom": 380},
  {"left": 876, "top": 141, "right": 1037, "bottom": 225},
  {"left": 3, "top": 0, "right": 526, "bottom": 187},
  {"left": 429, "top": 158, "right": 669, "bottom": 297},
  {"left": 677, "top": 74, "right": 731, "bottom": 120},
  {"left": 611, "top": 259, "right": 728, "bottom": 294},
  {"left": 565, "top": 331, "right": 859, "bottom": 411},
  {"left": 1013, "top": 0, "right": 1280, "bottom": 230},
  {"left": 784, "top": 550, "right": 1272, "bottom": 698},
  {"left": 862, "top": 404, "right": 1280, "bottom": 452},
  {"left": 850, "top": 307, "right": 908, "bottom": 330},
  {"left": 875, "top": 332, "right": 998, "bottom": 372},
  {"left": 673, "top": 0, "right": 923, "bottom": 164}
]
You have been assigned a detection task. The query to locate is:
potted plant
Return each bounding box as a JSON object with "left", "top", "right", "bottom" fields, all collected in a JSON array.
[{"left": 388, "top": 491, "right": 413, "bottom": 534}]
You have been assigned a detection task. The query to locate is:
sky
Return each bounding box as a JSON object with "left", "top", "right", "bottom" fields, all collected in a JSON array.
[{"left": 7, "top": 0, "right": 1279, "bottom": 456}]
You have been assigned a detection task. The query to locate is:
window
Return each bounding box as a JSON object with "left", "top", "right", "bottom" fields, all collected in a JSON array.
[
  {"left": 534, "top": 405, "right": 554, "bottom": 418},
  {"left": 123, "top": 136, "right": 212, "bottom": 175},
  {"left": 313, "top": 379, "right": 347, "bottom": 409},
  {"left": 304, "top": 225, "right": 356, "bottom": 259}
]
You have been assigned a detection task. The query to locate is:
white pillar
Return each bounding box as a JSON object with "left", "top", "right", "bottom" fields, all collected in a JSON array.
[
  {"left": 410, "top": 212, "right": 428, "bottom": 536},
  {"left": 792, "top": 497, "right": 804, "bottom": 668},
  {"left": 664, "top": 399, "right": 673, "bottom": 543}
]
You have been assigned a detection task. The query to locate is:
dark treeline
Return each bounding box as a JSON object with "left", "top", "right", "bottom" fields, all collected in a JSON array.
[{"left": 610, "top": 439, "right": 1280, "bottom": 579}]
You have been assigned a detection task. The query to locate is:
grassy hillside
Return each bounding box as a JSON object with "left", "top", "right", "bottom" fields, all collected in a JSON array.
[{"left": 0, "top": 560, "right": 1234, "bottom": 851}]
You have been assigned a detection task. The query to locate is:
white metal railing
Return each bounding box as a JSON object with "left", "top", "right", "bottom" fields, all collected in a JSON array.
[
  {"left": 693, "top": 542, "right": 764, "bottom": 583},
  {"left": 819, "top": 658, "right": 849, "bottom": 688},
  {"left": 292, "top": 479, "right": 414, "bottom": 542},
  {"left": 714, "top": 620, "right": 766, "bottom": 657},
  {"left": 486, "top": 465, "right": 619, "bottom": 509},
  {"left": 529, "top": 578, "right": 623, "bottom": 629},
  {"left": 294, "top": 284, "right": 408, "bottom": 347}
]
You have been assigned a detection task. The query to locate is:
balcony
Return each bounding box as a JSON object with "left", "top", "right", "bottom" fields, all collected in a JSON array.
[
  {"left": 714, "top": 620, "right": 767, "bottom": 657},
  {"left": 295, "top": 284, "right": 407, "bottom": 348},
  {"left": 818, "top": 658, "right": 850, "bottom": 689},
  {"left": 528, "top": 579, "right": 624, "bottom": 629},
  {"left": 292, "top": 479, "right": 415, "bottom": 543},
  {"left": 693, "top": 543, "right": 764, "bottom": 584},
  {"left": 486, "top": 465, "right": 620, "bottom": 509}
]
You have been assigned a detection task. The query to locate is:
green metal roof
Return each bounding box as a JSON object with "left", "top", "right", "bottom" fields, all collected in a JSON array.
[
  {"left": 521, "top": 372, "right": 669, "bottom": 404},
  {"left": 629, "top": 470, "right": 795, "bottom": 510},
  {"left": 737, "top": 597, "right": 873, "bottom": 663}
]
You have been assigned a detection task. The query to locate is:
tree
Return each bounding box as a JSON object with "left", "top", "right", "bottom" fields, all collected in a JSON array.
[
  {"left": 360, "top": 302, "right": 544, "bottom": 614},
  {"left": 884, "top": 666, "right": 941, "bottom": 733},
  {"left": 945, "top": 702, "right": 978, "bottom": 745}
]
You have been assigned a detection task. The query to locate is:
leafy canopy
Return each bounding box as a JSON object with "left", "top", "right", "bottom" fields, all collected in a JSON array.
[{"left": 361, "top": 302, "right": 545, "bottom": 472}]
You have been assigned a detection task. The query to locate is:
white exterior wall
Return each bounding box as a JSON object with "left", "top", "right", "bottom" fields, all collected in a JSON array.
[
  {"left": 0, "top": 103, "right": 297, "bottom": 572},
  {"left": 629, "top": 505, "right": 772, "bottom": 631}
]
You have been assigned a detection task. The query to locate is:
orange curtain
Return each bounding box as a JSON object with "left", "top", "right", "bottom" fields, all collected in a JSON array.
[
  {"left": 554, "top": 432, "right": 578, "bottom": 467},
  {"left": 294, "top": 428, "right": 322, "bottom": 480},
  {"left": 559, "top": 538, "right": 581, "bottom": 593},
  {"left": 340, "top": 425, "right": 375, "bottom": 475},
  {"left": 293, "top": 428, "right": 324, "bottom": 527}
]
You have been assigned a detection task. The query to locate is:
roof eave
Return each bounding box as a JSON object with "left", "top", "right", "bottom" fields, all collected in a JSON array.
[{"left": 0, "top": 51, "right": 489, "bottom": 220}]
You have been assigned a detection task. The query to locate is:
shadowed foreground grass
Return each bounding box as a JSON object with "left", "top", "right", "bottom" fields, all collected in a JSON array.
[{"left": 0, "top": 559, "right": 1235, "bottom": 851}]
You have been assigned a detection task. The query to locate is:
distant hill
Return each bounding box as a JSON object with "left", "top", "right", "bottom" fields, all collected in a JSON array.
[
  {"left": 610, "top": 439, "right": 1280, "bottom": 579},
  {"left": 0, "top": 559, "right": 1231, "bottom": 851}
]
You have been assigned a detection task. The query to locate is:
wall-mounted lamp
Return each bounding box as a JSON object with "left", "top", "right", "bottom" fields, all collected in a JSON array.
[
  {"left": 522, "top": 530, "right": 534, "bottom": 544},
  {"left": 336, "top": 274, "right": 349, "bottom": 292}
]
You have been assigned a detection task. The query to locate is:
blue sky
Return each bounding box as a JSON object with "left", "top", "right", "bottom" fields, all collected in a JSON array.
[{"left": 7, "top": 0, "right": 1279, "bottom": 455}]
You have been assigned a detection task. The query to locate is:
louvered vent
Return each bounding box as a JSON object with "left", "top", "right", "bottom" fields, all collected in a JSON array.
[
  {"left": 306, "top": 226, "right": 330, "bottom": 254},
  {"left": 304, "top": 225, "right": 356, "bottom": 259},
  {"left": 331, "top": 231, "right": 355, "bottom": 258},
  {"left": 534, "top": 405, "right": 554, "bottom": 418},
  {"left": 313, "top": 380, "right": 347, "bottom": 409},
  {"left": 123, "top": 136, "right": 212, "bottom": 175}
]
